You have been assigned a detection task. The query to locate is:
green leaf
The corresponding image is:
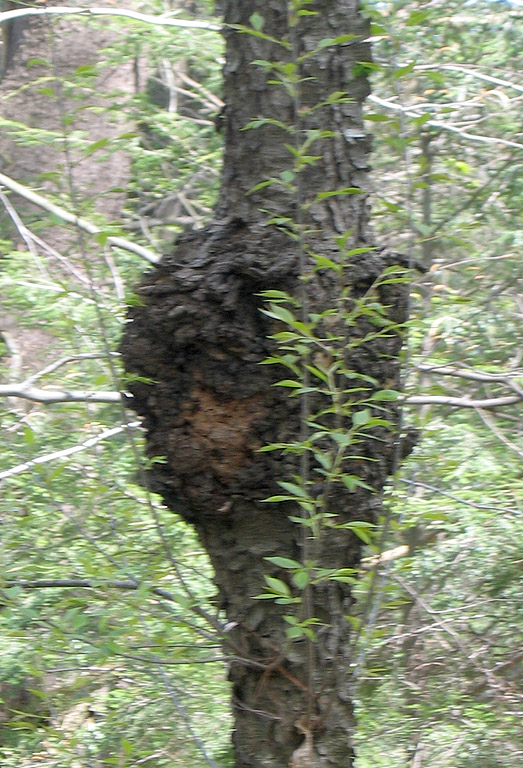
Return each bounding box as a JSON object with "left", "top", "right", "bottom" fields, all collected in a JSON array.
[
  {"left": 37, "top": 87, "right": 56, "bottom": 97},
  {"left": 341, "top": 476, "right": 375, "bottom": 493},
  {"left": 340, "top": 521, "right": 376, "bottom": 542},
  {"left": 407, "top": 10, "right": 431, "bottom": 25},
  {"left": 318, "top": 34, "right": 358, "bottom": 49},
  {"left": 293, "top": 570, "right": 310, "bottom": 589},
  {"left": 23, "top": 426, "right": 35, "bottom": 445},
  {"left": 121, "top": 738, "right": 134, "bottom": 756},
  {"left": 258, "top": 289, "right": 295, "bottom": 302},
  {"left": 313, "top": 254, "right": 342, "bottom": 271},
  {"left": 278, "top": 481, "right": 309, "bottom": 498},
  {"left": 265, "top": 556, "right": 302, "bottom": 569},
  {"left": 274, "top": 379, "right": 303, "bottom": 388},
  {"left": 365, "top": 113, "right": 390, "bottom": 122},
  {"left": 345, "top": 614, "right": 361, "bottom": 630},
  {"left": 96, "top": 231, "right": 110, "bottom": 246},
  {"left": 280, "top": 169, "right": 295, "bottom": 183},
  {"left": 249, "top": 12, "right": 265, "bottom": 31},
  {"left": 315, "top": 187, "right": 363, "bottom": 201},
  {"left": 285, "top": 624, "right": 307, "bottom": 639},
  {"left": 413, "top": 113, "right": 432, "bottom": 127},
  {"left": 261, "top": 303, "right": 297, "bottom": 324},
  {"left": 352, "top": 408, "right": 371, "bottom": 427},
  {"left": 305, "top": 365, "right": 329, "bottom": 383},
  {"left": 264, "top": 576, "right": 290, "bottom": 595},
  {"left": 270, "top": 331, "right": 301, "bottom": 342},
  {"left": 394, "top": 62, "right": 415, "bottom": 79},
  {"left": 261, "top": 495, "right": 299, "bottom": 503},
  {"left": 85, "top": 137, "right": 110, "bottom": 156},
  {"left": 369, "top": 389, "right": 399, "bottom": 401}
]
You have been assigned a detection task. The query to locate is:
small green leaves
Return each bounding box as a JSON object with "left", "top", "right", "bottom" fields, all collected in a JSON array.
[
  {"left": 254, "top": 575, "right": 299, "bottom": 605},
  {"left": 283, "top": 615, "right": 320, "bottom": 640}
]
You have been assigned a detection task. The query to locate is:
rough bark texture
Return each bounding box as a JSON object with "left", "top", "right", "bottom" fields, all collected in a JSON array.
[{"left": 121, "top": 2, "right": 408, "bottom": 766}]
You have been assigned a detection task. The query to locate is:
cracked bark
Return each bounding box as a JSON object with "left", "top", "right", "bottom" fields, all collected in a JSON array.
[{"left": 120, "top": 1, "right": 409, "bottom": 766}]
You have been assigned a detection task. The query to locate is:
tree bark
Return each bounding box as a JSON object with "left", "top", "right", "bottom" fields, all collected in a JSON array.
[{"left": 120, "top": 1, "right": 409, "bottom": 766}]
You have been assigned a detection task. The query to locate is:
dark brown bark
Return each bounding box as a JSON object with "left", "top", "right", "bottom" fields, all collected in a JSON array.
[{"left": 120, "top": 2, "right": 409, "bottom": 766}]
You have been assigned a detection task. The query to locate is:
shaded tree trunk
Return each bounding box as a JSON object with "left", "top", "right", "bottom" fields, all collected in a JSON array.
[{"left": 121, "top": 1, "right": 408, "bottom": 765}]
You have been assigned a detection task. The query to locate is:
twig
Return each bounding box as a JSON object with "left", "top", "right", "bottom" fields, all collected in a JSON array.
[
  {"left": 0, "top": 422, "right": 140, "bottom": 481},
  {"left": 0, "top": 172, "right": 159, "bottom": 264},
  {"left": 415, "top": 364, "right": 523, "bottom": 387},
  {"left": 400, "top": 479, "right": 518, "bottom": 516},
  {"left": 0, "top": 383, "right": 126, "bottom": 404},
  {"left": 368, "top": 95, "right": 523, "bottom": 151},
  {"left": 403, "top": 393, "right": 523, "bottom": 409}
]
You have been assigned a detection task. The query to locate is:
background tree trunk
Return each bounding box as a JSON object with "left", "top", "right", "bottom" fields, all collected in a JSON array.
[{"left": 121, "top": 1, "right": 409, "bottom": 765}]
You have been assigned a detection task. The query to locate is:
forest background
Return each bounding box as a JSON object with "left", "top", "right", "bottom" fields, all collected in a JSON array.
[{"left": 0, "top": 1, "right": 521, "bottom": 767}]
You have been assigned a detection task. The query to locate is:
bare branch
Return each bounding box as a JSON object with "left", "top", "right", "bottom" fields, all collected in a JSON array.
[
  {"left": 0, "top": 5, "right": 220, "bottom": 32},
  {"left": 0, "top": 172, "right": 159, "bottom": 264},
  {"left": 368, "top": 94, "right": 523, "bottom": 151},
  {"left": 0, "top": 422, "right": 140, "bottom": 481},
  {"left": 400, "top": 479, "right": 518, "bottom": 516},
  {"left": 2, "top": 577, "right": 179, "bottom": 605},
  {"left": 415, "top": 64, "right": 523, "bottom": 95},
  {"left": 403, "top": 393, "right": 523, "bottom": 409},
  {"left": 0, "top": 330, "right": 22, "bottom": 383},
  {"left": 415, "top": 364, "right": 523, "bottom": 389},
  {"left": 21, "top": 353, "right": 117, "bottom": 387},
  {"left": 475, "top": 408, "right": 523, "bottom": 460},
  {"left": 361, "top": 544, "right": 410, "bottom": 570},
  {"left": 0, "top": 383, "right": 125, "bottom": 404},
  {"left": 0, "top": 187, "right": 38, "bottom": 256}
]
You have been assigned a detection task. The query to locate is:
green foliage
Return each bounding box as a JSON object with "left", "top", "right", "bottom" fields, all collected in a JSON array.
[{"left": 0, "top": 0, "right": 521, "bottom": 766}]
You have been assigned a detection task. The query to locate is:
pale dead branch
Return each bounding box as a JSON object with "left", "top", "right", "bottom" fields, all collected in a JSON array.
[
  {"left": 0, "top": 172, "right": 159, "bottom": 264},
  {"left": 368, "top": 94, "right": 523, "bottom": 151},
  {"left": 0, "top": 422, "right": 140, "bottom": 481},
  {"left": 0, "top": 5, "right": 220, "bottom": 32}
]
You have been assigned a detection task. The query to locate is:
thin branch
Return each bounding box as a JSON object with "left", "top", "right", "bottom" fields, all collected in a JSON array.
[
  {"left": 475, "top": 408, "right": 523, "bottom": 460},
  {"left": 415, "top": 364, "right": 523, "bottom": 388},
  {"left": 393, "top": 574, "right": 519, "bottom": 701},
  {"left": 0, "top": 331, "right": 22, "bottom": 383},
  {"left": 2, "top": 578, "right": 183, "bottom": 606},
  {"left": 0, "top": 172, "right": 159, "bottom": 264},
  {"left": 0, "top": 5, "right": 220, "bottom": 32},
  {"left": 400, "top": 479, "right": 518, "bottom": 516},
  {"left": 361, "top": 544, "right": 410, "bottom": 569},
  {"left": 0, "top": 422, "right": 140, "bottom": 481},
  {"left": 0, "top": 187, "right": 38, "bottom": 256},
  {"left": 403, "top": 393, "right": 523, "bottom": 409},
  {"left": 428, "top": 155, "right": 516, "bottom": 237},
  {"left": 21, "top": 353, "right": 117, "bottom": 387},
  {"left": 415, "top": 64, "right": 523, "bottom": 95},
  {"left": 0, "top": 383, "right": 126, "bottom": 404},
  {"left": 368, "top": 94, "right": 523, "bottom": 151}
]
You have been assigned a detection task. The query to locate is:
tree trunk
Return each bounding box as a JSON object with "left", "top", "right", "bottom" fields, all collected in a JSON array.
[{"left": 120, "top": 1, "right": 408, "bottom": 766}]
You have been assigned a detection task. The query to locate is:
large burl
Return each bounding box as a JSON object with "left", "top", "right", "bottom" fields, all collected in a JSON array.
[{"left": 120, "top": 218, "right": 407, "bottom": 602}]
